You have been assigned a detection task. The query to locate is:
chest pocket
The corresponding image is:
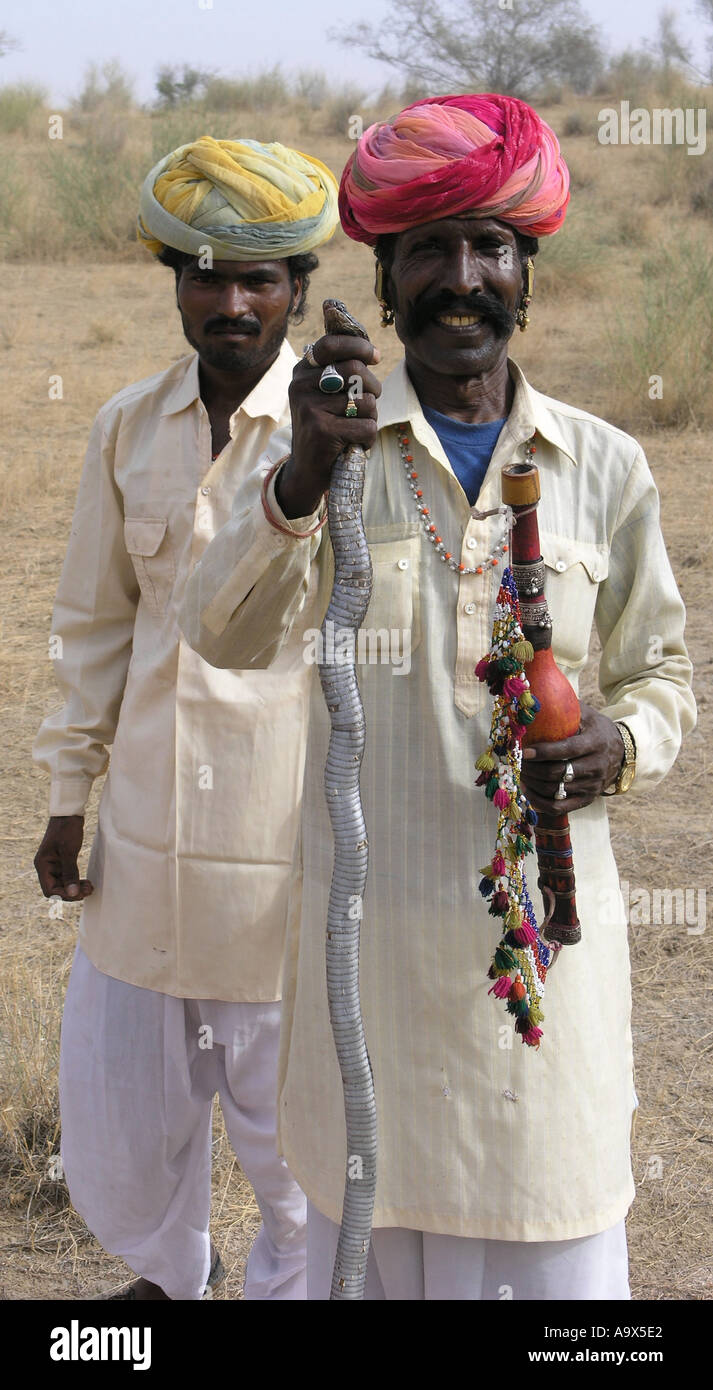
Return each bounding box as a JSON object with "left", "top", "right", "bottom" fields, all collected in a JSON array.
[
  {"left": 540, "top": 532, "right": 609, "bottom": 671},
  {"left": 124, "top": 518, "right": 175, "bottom": 619},
  {"left": 362, "top": 533, "right": 422, "bottom": 658}
]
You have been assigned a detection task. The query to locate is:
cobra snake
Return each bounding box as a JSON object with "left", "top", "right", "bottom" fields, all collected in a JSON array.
[{"left": 317, "top": 299, "right": 377, "bottom": 1300}]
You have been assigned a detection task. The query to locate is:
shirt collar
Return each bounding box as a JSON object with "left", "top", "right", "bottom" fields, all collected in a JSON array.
[
  {"left": 377, "top": 356, "right": 579, "bottom": 468},
  {"left": 160, "top": 338, "right": 297, "bottom": 426},
  {"left": 502, "top": 360, "right": 579, "bottom": 468},
  {"left": 239, "top": 338, "right": 298, "bottom": 423},
  {"left": 160, "top": 354, "right": 201, "bottom": 418}
]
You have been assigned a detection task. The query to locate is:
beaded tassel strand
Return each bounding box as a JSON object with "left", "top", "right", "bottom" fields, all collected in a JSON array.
[{"left": 475, "top": 568, "right": 554, "bottom": 1047}]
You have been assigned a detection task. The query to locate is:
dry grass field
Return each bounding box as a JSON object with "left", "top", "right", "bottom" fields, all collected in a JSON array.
[{"left": 0, "top": 88, "right": 712, "bottom": 1300}]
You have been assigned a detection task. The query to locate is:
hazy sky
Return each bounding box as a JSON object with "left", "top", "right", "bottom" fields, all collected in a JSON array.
[{"left": 1, "top": 0, "right": 709, "bottom": 105}]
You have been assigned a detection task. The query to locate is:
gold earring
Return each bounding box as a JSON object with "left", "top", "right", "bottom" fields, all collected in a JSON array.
[
  {"left": 375, "top": 262, "right": 395, "bottom": 327},
  {"left": 516, "top": 257, "right": 535, "bottom": 332}
]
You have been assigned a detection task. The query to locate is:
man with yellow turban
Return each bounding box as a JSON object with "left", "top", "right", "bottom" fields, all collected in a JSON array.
[
  {"left": 33, "top": 136, "right": 339, "bottom": 1300},
  {"left": 180, "top": 99, "right": 694, "bottom": 1299}
]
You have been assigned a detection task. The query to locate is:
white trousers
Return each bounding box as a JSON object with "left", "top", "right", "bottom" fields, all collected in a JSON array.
[
  {"left": 59, "top": 946, "right": 306, "bottom": 1300},
  {"left": 307, "top": 1203, "right": 630, "bottom": 1301}
]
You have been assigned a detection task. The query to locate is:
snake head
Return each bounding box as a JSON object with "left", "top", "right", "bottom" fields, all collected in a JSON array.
[{"left": 323, "top": 298, "right": 371, "bottom": 344}]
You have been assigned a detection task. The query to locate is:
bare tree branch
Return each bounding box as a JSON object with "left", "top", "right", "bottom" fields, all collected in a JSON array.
[
  {"left": 0, "top": 30, "right": 21, "bottom": 59},
  {"left": 331, "top": 0, "right": 604, "bottom": 97}
]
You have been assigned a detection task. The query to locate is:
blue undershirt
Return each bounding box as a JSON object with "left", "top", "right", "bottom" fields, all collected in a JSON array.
[{"left": 422, "top": 406, "right": 506, "bottom": 506}]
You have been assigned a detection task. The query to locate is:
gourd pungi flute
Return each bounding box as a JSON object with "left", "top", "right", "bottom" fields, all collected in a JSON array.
[
  {"left": 317, "top": 300, "right": 377, "bottom": 1300},
  {"left": 501, "top": 459, "right": 581, "bottom": 945}
]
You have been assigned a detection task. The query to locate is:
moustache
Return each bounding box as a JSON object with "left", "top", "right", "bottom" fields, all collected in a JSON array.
[
  {"left": 205, "top": 316, "right": 261, "bottom": 336},
  {"left": 405, "top": 291, "right": 515, "bottom": 339}
]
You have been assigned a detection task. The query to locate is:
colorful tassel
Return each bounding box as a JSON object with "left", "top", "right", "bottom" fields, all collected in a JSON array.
[{"left": 475, "top": 567, "right": 554, "bottom": 1047}]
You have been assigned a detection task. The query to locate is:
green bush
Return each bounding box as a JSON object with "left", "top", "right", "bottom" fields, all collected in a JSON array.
[
  {"left": 81, "top": 110, "right": 130, "bottom": 157},
  {"left": 293, "top": 69, "right": 330, "bottom": 111},
  {"left": 72, "top": 60, "right": 134, "bottom": 114},
  {"left": 323, "top": 84, "right": 369, "bottom": 138},
  {"left": 562, "top": 111, "right": 586, "bottom": 137},
  {"left": 606, "top": 239, "right": 713, "bottom": 427},
  {"left": 534, "top": 203, "right": 604, "bottom": 296},
  {"left": 43, "top": 145, "right": 141, "bottom": 256},
  {"left": 0, "top": 83, "right": 46, "bottom": 135},
  {"left": 691, "top": 174, "right": 713, "bottom": 217},
  {"left": 155, "top": 64, "right": 211, "bottom": 109},
  {"left": 200, "top": 67, "right": 290, "bottom": 113},
  {"left": 593, "top": 50, "right": 659, "bottom": 103}
]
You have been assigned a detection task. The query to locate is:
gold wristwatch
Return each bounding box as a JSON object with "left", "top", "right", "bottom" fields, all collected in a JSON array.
[{"left": 603, "top": 722, "right": 636, "bottom": 795}]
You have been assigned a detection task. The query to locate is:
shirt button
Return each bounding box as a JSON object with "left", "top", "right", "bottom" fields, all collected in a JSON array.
[
  {"left": 464, "top": 602, "right": 476, "bottom": 615},
  {"left": 201, "top": 486, "right": 211, "bottom": 495},
  {"left": 397, "top": 558, "right": 409, "bottom": 571},
  {"left": 592, "top": 570, "right": 600, "bottom": 582},
  {"left": 466, "top": 537, "right": 477, "bottom": 550},
  {"left": 555, "top": 560, "right": 566, "bottom": 572}
]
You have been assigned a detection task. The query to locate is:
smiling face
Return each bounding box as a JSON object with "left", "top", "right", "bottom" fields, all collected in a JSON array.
[
  {"left": 176, "top": 258, "right": 301, "bottom": 374},
  {"left": 385, "top": 216, "right": 524, "bottom": 384}
]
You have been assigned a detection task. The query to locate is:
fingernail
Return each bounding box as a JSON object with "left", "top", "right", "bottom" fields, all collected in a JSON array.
[
  {"left": 67, "top": 884, "right": 79, "bottom": 898},
  {"left": 522, "top": 749, "right": 535, "bottom": 759}
]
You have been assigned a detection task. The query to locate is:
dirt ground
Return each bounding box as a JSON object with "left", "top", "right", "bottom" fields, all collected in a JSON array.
[{"left": 0, "top": 242, "right": 711, "bottom": 1300}]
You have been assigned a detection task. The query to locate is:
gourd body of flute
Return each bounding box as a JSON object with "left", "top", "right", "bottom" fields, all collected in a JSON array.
[{"left": 522, "top": 648, "right": 580, "bottom": 746}]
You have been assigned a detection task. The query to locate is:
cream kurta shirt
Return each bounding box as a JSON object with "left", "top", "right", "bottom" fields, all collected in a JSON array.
[
  {"left": 34, "top": 340, "right": 322, "bottom": 1002},
  {"left": 179, "top": 359, "right": 696, "bottom": 1239}
]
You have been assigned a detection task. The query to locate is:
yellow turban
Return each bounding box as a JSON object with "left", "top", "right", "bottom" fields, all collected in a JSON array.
[{"left": 138, "top": 135, "right": 339, "bottom": 260}]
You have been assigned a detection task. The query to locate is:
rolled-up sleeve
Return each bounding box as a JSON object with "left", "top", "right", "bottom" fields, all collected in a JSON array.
[
  {"left": 596, "top": 448, "right": 696, "bottom": 786},
  {"left": 33, "top": 409, "right": 139, "bottom": 816},
  {"left": 179, "top": 427, "right": 325, "bottom": 669}
]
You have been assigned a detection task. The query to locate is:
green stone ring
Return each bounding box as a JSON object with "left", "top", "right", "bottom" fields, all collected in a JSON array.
[{"left": 318, "top": 363, "right": 345, "bottom": 394}]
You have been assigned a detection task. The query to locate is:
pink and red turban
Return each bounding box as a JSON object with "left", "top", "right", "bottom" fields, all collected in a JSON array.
[{"left": 339, "top": 94, "right": 570, "bottom": 243}]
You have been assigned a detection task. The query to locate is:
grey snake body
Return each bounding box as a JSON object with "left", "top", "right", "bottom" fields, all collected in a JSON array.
[{"left": 317, "top": 299, "right": 377, "bottom": 1300}]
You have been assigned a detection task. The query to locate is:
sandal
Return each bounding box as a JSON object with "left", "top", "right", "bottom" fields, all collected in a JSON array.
[{"left": 103, "top": 1243, "right": 226, "bottom": 1300}]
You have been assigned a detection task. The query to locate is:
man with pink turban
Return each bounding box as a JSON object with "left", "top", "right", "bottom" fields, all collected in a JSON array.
[
  {"left": 180, "top": 96, "right": 694, "bottom": 1300},
  {"left": 339, "top": 93, "right": 569, "bottom": 241}
]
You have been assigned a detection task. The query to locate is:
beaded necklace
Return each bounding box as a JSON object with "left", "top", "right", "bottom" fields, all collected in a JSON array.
[{"left": 395, "top": 424, "right": 537, "bottom": 575}]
